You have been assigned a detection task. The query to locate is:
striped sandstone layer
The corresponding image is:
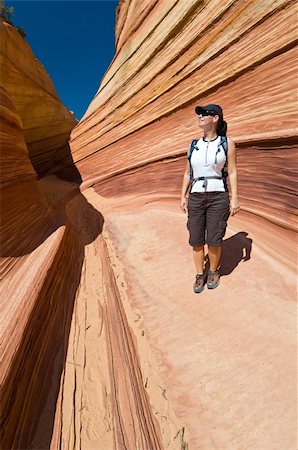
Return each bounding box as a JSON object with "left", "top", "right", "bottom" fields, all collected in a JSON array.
[
  {"left": 0, "top": 22, "right": 79, "bottom": 447},
  {"left": 0, "top": 63, "right": 84, "bottom": 448},
  {"left": 0, "top": 89, "right": 182, "bottom": 450},
  {"left": 0, "top": 18, "right": 77, "bottom": 175},
  {"left": 68, "top": 0, "right": 297, "bottom": 233}
]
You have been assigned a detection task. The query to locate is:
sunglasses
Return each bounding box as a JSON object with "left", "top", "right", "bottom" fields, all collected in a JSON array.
[{"left": 200, "top": 110, "right": 217, "bottom": 117}]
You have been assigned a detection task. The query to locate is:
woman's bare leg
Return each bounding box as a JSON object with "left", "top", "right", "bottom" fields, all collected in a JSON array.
[
  {"left": 193, "top": 246, "right": 205, "bottom": 274},
  {"left": 208, "top": 245, "right": 221, "bottom": 271}
]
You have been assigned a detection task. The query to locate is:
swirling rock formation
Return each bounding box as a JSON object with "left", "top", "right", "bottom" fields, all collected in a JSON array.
[
  {"left": 1, "top": 1, "right": 297, "bottom": 449},
  {"left": 70, "top": 0, "right": 297, "bottom": 233},
  {"left": 0, "top": 19, "right": 77, "bottom": 175},
  {"left": 0, "top": 21, "right": 84, "bottom": 449}
]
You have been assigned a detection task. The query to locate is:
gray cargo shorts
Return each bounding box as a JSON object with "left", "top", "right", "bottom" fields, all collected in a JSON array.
[{"left": 187, "top": 191, "right": 230, "bottom": 247}]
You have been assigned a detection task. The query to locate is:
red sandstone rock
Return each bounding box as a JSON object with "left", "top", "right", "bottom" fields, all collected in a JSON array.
[
  {"left": 0, "top": 18, "right": 77, "bottom": 174},
  {"left": 90, "top": 193, "right": 297, "bottom": 450},
  {"left": 69, "top": 1, "right": 297, "bottom": 233}
]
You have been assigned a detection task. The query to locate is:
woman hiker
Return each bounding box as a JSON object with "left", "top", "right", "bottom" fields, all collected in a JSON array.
[{"left": 180, "top": 104, "right": 240, "bottom": 293}]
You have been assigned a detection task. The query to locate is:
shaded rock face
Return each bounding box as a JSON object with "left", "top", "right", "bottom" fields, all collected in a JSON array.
[
  {"left": 1, "top": 20, "right": 84, "bottom": 450},
  {"left": 0, "top": 86, "right": 54, "bottom": 257},
  {"left": 0, "top": 31, "right": 86, "bottom": 448},
  {"left": 1, "top": 2, "right": 297, "bottom": 450}
]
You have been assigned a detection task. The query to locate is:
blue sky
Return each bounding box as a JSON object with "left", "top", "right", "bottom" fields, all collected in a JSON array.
[{"left": 8, "top": 1, "right": 117, "bottom": 119}]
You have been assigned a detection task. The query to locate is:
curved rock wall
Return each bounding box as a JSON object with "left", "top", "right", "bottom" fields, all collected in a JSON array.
[
  {"left": 0, "top": 20, "right": 82, "bottom": 449},
  {"left": 0, "top": 87, "right": 54, "bottom": 257},
  {"left": 68, "top": 0, "right": 297, "bottom": 233},
  {"left": 0, "top": 73, "right": 83, "bottom": 450},
  {"left": 0, "top": 18, "right": 77, "bottom": 175}
]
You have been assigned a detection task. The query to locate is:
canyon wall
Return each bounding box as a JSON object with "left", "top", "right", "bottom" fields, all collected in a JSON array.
[
  {"left": 0, "top": 19, "right": 78, "bottom": 176},
  {"left": 0, "top": 19, "right": 83, "bottom": 450}
]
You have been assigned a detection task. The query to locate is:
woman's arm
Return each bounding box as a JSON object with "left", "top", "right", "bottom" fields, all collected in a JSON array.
[
  {"left": 227, "top": 137, "right": 240, "bottom": 216},
  {"left": 180, "top": 159, "right": 190, "bottom": 213}
]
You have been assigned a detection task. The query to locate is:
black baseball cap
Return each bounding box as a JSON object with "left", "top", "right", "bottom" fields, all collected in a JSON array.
[{"left": 195, "top": 104, "right": 223, "bottom": 116}]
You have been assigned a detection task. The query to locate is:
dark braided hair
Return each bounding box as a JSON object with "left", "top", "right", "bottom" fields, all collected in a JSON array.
[{"left": 216, "top": 116, "right": 227, "bottom": 137}]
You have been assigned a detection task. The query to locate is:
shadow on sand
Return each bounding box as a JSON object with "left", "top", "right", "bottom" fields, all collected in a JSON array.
[
  {"left": 204, "top": 232, "right": 252, "bottom": 275},
  {"left": 220, "top": 231, "right": 252, "bottom": 276}
]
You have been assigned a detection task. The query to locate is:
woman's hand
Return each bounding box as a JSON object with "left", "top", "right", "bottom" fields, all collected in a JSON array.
[
  {"left": 227, "top": 138, "right": 240, "bottom": 216},
  {"left": 180, "top": 197, "right": 188, "bottom": 213},
  {"left": 230, "top": 197, "right": 240, "bottom": 216}
]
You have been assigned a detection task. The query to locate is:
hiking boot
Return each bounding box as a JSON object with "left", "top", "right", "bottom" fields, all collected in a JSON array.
[
  {"left": 207, "top": 269, "right": 220, "bottom": 289},
  {"left": 193, "top": 273, "right": 206, "bottom": 294}
]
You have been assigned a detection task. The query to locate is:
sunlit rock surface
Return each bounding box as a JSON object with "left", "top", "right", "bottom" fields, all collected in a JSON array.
[
  {"left": 1, "top": 1, "right": 297, "bottom": 449},
  {"left": 0, "top": 18, "right": 77, "bottom": 175},
  {"left": 70, "top": 0, "right": 297, "bottom": 233}
]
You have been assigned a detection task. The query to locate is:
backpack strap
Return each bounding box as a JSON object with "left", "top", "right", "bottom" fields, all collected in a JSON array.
[
  {"left": 220, "top": 136, "right": 228, "bottom": 165},
  {"left": 212, "top": 136, "right": 228, "bottom": 164},
  {"left": 191, "top": 175, "right": 223, "bottom": 191},
  {"left": 219, "top": 136, "right": 229, "bottom": 191},
  {"left": 188, "top": 139, "right": 198, "bottom": 180}
]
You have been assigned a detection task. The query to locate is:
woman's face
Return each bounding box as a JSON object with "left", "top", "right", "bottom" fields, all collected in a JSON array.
[{"left": 198, "top": 112, "right": 219, "bottom": 130}]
